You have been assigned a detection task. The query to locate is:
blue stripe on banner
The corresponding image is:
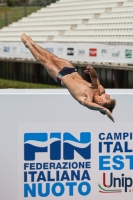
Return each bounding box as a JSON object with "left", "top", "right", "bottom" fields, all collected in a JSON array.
[{"left": 24, "top": 133, "right": 47, "bottom": 142}]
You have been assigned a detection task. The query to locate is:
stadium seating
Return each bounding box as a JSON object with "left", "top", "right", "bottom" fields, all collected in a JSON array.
[{"left": 0, "top": 0, "right": 132, "bottom": 43}]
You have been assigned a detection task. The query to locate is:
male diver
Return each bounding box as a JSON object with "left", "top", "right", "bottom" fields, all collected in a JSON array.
[{"left": 21, "top": 34, "right": 116, "bottom": 122}]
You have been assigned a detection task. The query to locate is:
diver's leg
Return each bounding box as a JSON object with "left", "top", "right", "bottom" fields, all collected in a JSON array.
[
  {"left": 22, "top": 34, "right": 75, "bottom": 69},
  {"left": 21, "top": 34, "right": 75, "bottom": 80},
  {"left": 21, "top": 34, "right": 61, "bottom": 80}
]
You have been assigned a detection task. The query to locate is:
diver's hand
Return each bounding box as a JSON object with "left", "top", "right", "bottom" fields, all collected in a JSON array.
[
  {"left": 100, "top": 109, "right": 114, "bottom": 122},
  {"left": 84, "top": 65, "right": 94, "bottom": 74},
  {"left": 105, "top": 109, "right": 115, "bottom": 122}
]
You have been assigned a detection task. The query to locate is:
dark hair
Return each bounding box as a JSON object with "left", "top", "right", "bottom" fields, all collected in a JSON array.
[
  {"left": 100, "top": 99, "right": 116, "bottom": 115},
  {"left": 104, "top": 99, "right": 116, "bottom": 112}
]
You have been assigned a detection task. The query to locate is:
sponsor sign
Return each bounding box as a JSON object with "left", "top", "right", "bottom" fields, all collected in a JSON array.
[
  {"left": 67, "top": 48, "right": 74, "bottom": 56},
  {"left": 101, "top": 49, "right": 107, "bottom": 57},
  {"left": 12, "top": 47, "right": 17, "bottom": 53},
  {"left": 112, "top": 51, "right": 120, "bottom": 57},
  {"left": 78, "top": 49, "right": 85, "bottom": 56},
  {"left": 89, "top": 48, "right": 97, "bottom": 57},
  {"left": 46, "top": 48, "right": 54, "bottom": 54},
  {"left": 18, "top": 124, "right": 91, "bottom": 199},
  {"left": 3, "top": 46, "right": 10, "bottom": 53},
  {"left": 98, "top": 131, "right": 133, "bottom": 193},
  {"left": 18, "top": 123, "right": 133, "bottom": 199},
  {"left": 0, "top": 42, "right": 132, "bottom": 64},
  {"left": 12, "top": 46, "right": 23, "bottom": 54},
  {"left": 57, "top": 47, "right": 64, "bottom": 55},
  {"left": 125, "top": 50, "right": 132, "bottom": 58}
]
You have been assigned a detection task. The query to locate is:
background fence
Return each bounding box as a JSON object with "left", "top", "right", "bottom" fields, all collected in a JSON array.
[{"left": 0, "top": 61, "right": 132, "bottom": 88}]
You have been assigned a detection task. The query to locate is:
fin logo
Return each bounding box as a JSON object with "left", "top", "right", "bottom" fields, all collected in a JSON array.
[{"left": 24, "top": 132, "right": 91, "bottom": 161}]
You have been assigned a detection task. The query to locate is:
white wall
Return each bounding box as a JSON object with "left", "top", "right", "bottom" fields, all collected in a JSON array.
[{"left": 0, "top": 89, "right": 133, "bottom": 200}]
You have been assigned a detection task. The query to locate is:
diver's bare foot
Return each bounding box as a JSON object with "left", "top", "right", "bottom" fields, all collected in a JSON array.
[
  {"left": 26, "top": 35, "right": 34, "bottom": 46},
  {"left": 21, "top": 33, "right": 30, "bottom": 48}
]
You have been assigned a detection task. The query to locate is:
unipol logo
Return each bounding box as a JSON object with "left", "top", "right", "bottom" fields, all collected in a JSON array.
[{"left": 24, "top": 132, "right": 91, "bottom": 161}]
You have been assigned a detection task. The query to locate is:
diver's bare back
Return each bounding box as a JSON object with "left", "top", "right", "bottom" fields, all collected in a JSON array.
[{"left": 61, "top": 72, "right": 95, "bottom": 103}]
